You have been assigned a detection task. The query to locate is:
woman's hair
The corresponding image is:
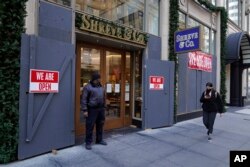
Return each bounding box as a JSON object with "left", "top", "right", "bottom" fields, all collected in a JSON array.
[{"left": 206, "top": 82, "right": 213, "bottom": 87}]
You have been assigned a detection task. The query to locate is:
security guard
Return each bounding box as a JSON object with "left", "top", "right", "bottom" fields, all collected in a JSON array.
[{"left": 81, "top": 72, "right": 107, "bottom": 150}]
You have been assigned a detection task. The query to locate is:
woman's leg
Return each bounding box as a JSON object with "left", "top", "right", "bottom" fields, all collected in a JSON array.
[
  {"left": 203, "top": 111, "right": 209, "bottom": 131},
  {"left": 208, "top": 112, "right": 217, "bottom": 134}
]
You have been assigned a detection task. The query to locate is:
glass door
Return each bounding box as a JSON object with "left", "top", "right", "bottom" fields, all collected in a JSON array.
[
  {"left": 105, "top": 51, "right": 122, "bottom": 119},
  {"left": 104, "top": 50, "right": 133, "bottom": 128},
  {"left": 75, "top": 45, "right": 102, "bottom": 136},
  {"left": 76, "top": 44, "right": 134, "bottom": 136}
]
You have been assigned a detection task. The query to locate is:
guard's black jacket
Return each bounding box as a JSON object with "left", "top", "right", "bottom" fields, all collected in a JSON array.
[{"left": 81, "top": 81, "right": 106, "bottom": 112}]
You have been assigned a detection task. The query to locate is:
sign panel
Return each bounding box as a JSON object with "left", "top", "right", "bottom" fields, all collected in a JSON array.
[
  {"left": 149, "top": 76, "right": 164, "bottom": 90},
  {"left": 188, "top": 51, "right": 212, "bottom": 72},
  {"left": 29, "top": 69, "right": 59, "bottom": 93},
  {"left": 76, "top": 12, "right": 147, "bottom": 45},
  {"left": 175, "top": 26, "right": 201, "bottom": 53}
]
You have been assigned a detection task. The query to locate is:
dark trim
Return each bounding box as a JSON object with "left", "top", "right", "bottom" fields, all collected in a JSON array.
[
  {"left": 176, "top": 110, "right": 203, "bottom": 122},
  {"left": 132, "top": 119, "right": 142, "bottom": 128},
  {"left": 230, "top": 61, "right": 243, "bottom": 106},
  {"left": 226, "top": 32, "right": 250, "bottom": 64}
]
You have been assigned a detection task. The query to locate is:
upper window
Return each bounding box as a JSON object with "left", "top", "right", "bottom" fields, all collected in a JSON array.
[
  {"left": 211, "top": 0, "right": 216, "bottom": 5},
  {"left": 148, "top": 0, "right": 159, "bottom": 35},
  {"left": 227, "top": 0, "right": 241, "bottom": 27},
  {"left": 224, "top": 0, "right": 228, "bottom": 9},
  {"left": 75, "top": 0, "right": 160, "bottom": 35},
  {"left": 178, "top": 11, "right": 186, "bottom": 30},
  {"left": 188, "top": 18, "right": 210, "bottom": 54},
  {"left": 211, "top": 30, "right": 216, "bottom": 56},
  {"left": 47, "top": 0, "right": 71, "bottom": 7},
  {"left": 76, "top": 0, "right": 144, "bottom": 31}
]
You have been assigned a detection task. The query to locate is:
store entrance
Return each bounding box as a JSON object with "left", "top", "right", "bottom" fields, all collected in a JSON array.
[{"left": 75, "top": 43, "right": 141, "bottom": 136}]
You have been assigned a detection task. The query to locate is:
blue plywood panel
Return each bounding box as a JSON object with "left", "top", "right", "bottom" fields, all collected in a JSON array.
[
  {"left": 177, "top": 54, "right": 188, "bottom": 113},
  {"left": 147, "top": 34, "right": 161, "bottom": 60},
  {"left": 19, "top": 34, "right": 31, "bottom": 153},
  {"left": 39, "top": 1, "right": 72, "bottom": 43},
  {"left": 212, "top": 56, "right": 217, "bottom": 89},
  {"left": 18, "top": 35, "right": 75, "bottom": 159},
  {"left": 187, "top": 67, "right": 197, "bottom": 112},
  {"left": 177, "top": 53, "right": 217, "bottom": 113},
  {"left": 143, "top": 59, "right": 174, "bottom": 128},
  {"left": 196, "top": 71, "right": 202, "bottom": 109}
]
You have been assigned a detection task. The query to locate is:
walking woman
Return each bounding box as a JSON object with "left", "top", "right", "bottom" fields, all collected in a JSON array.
[{"left": 200, "top": 82, "right": 223, "bottom": 141}]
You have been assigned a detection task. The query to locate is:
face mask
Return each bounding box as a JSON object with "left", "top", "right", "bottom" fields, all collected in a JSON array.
[{"left": 206, "top": 86, "right": 212, "bottom": 90}]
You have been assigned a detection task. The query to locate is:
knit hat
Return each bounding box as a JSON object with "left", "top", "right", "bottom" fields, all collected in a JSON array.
[
  {"left": 91, "top": 72, "right": 100, "bottom": 81},
  {"left": 206, "top": 82, "right": 213, "bottom": 87}
]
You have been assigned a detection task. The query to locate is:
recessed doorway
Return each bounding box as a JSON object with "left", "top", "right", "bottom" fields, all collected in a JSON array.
[{"left": 75, "top": 43, "right": 142, "bottom": 136}]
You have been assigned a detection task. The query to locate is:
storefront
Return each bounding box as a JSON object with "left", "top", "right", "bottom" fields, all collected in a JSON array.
[
  {"left": 225, "top": 31, "right": 250, "bottom": 106},
  {"left": 19, "top": 0, "right": 175, "bottom": 159},
  {"left": 73, "top": 3, "right": 148, "bottom": 135},
  {"left": 176, "top": 0, "right": 218, "bottom": 121},
  {"left": 74, "top": 34, "right": 145, "bottom": 136}
]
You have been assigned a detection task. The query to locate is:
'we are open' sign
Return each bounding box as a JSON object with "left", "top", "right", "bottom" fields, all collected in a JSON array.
[{"left": 29, "top": 69, "right": 59, "bottom": 93}]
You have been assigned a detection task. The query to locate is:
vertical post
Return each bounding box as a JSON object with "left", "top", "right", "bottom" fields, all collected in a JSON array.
[
  {"left": 144, "top": 0, "right": 148, "bottom": 33},
  {"left": 217, "top": 0, "right": 223, "bottom": 6},
  {"left": 160, "top": 0, "right": 170, "bottom": 60},
  {"left": 246, "top": 69, "right": 249, "bottom": 98},
  {"left": 71, "top": 0, "right": 76, "bottom": 45},
  {"left": 248, "top": 15, "right": 250, "bottom": 33},
  {"left": 25, "top": 0, "right": 39, "bottom": 35},
  {"left": 216, "top": 11, "right": 221, "bottom": 92},
  {"left": 242, "top": 0, "right": 246, "bottom": 31}
]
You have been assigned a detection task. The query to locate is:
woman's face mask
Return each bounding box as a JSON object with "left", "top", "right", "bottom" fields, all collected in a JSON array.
[{"left": 206, "top": 86, "right": 212, "bottom": 90}]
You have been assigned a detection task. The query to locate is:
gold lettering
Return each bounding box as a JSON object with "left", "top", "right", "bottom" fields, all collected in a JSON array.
[
  {"left": 81, "top": 14, "right": 90, "bottom": 29},
  {"left": 132, "top": 30, "right": 137, "bottom": 40},
  {"left": 124, "top": 28, "right": 132, "bottom": 40},
  {"left": 117, "top": 27, "right": 122, "bottom": 38},
  {"left": 90, "top": 20, "right": 98, "bottom": 31},
  {"left": 105, "top": 24, "right": 111, "bottom": 35},
  {"left": 98, "top": 22, "right": 105, "bottom": 33},
  {"left": 137, "top": 34, "right": 145, "bottom": 44},
  {"left": 110, "top": 25, "right": 116, "bottom": 36},
  {"left": 78, "top": 14, "right": 147, "bottom": 45}
]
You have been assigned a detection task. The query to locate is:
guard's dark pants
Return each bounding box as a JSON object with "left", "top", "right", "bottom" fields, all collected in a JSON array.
[
  {"left": 85, "top": 107, "right": 105, "bottom": 145},
  {"left": 203, "top": 111, "right": 217, "bottom": 134}
]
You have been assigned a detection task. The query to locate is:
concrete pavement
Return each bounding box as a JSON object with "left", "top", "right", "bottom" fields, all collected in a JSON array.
[{"left": 2, "top": 106, "right": 250, "bottom": 167}]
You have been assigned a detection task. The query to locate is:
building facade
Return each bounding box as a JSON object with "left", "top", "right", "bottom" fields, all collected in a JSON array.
[
  {"left": 18, "top": 0, "right": 250, "bottom": 159},
  {"left": 224, "top": 0, "right": 250, "bottom": 106}
]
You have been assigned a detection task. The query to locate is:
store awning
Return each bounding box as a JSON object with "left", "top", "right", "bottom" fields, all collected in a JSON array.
[{"left": 226, "top": 32, "right": 250, "bottom": 65}]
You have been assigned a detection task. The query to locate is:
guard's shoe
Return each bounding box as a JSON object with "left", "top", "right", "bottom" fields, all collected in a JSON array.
[
  {"left": 208, "top": 135, "right": 212, "bottom": 141},
  {"left": 85, "top": 144, "right": 92, "bottom": 150},
  {"left": 96, "top": 140, "right": 107, "bottom": 145}
]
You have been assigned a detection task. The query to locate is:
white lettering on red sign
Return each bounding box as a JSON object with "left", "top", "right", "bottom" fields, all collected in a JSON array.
[
  {"left": 188, "top": 51, "right": 212, "bottom": 72},
  {"left": 149, "top": 76, "right": 164, "bottom": 90},
  {"left": 29, "top": 69, "right": 59, "bottom": 93}
]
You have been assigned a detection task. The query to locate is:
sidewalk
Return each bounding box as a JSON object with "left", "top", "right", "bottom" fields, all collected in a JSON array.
[{"left": 2, "top": 106, "right": 250, "bottom": 167}]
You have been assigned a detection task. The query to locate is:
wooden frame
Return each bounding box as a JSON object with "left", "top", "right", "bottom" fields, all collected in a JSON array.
[{"left": 75, "top": 42, "right": 133, "bottom": 136}]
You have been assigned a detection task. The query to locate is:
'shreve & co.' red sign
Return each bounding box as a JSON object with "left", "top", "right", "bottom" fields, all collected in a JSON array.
[{"left": 188, "top": 51, "right": 212, "bottom": 72}]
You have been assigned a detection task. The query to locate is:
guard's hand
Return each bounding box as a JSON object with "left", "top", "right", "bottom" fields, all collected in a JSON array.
[{"left": 83, "top": 111, "right": 88, "bottom": 117}]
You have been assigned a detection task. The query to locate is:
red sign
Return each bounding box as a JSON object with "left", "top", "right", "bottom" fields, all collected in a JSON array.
[
  {"left": 188, "top": 51, "right": 212, "bottom": 72},
  {"left": 29, "top": 69, "right": 59, "bottom": 93},
  {"left": 149, "top": 76, "right": 164, "bottom": 90}
]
